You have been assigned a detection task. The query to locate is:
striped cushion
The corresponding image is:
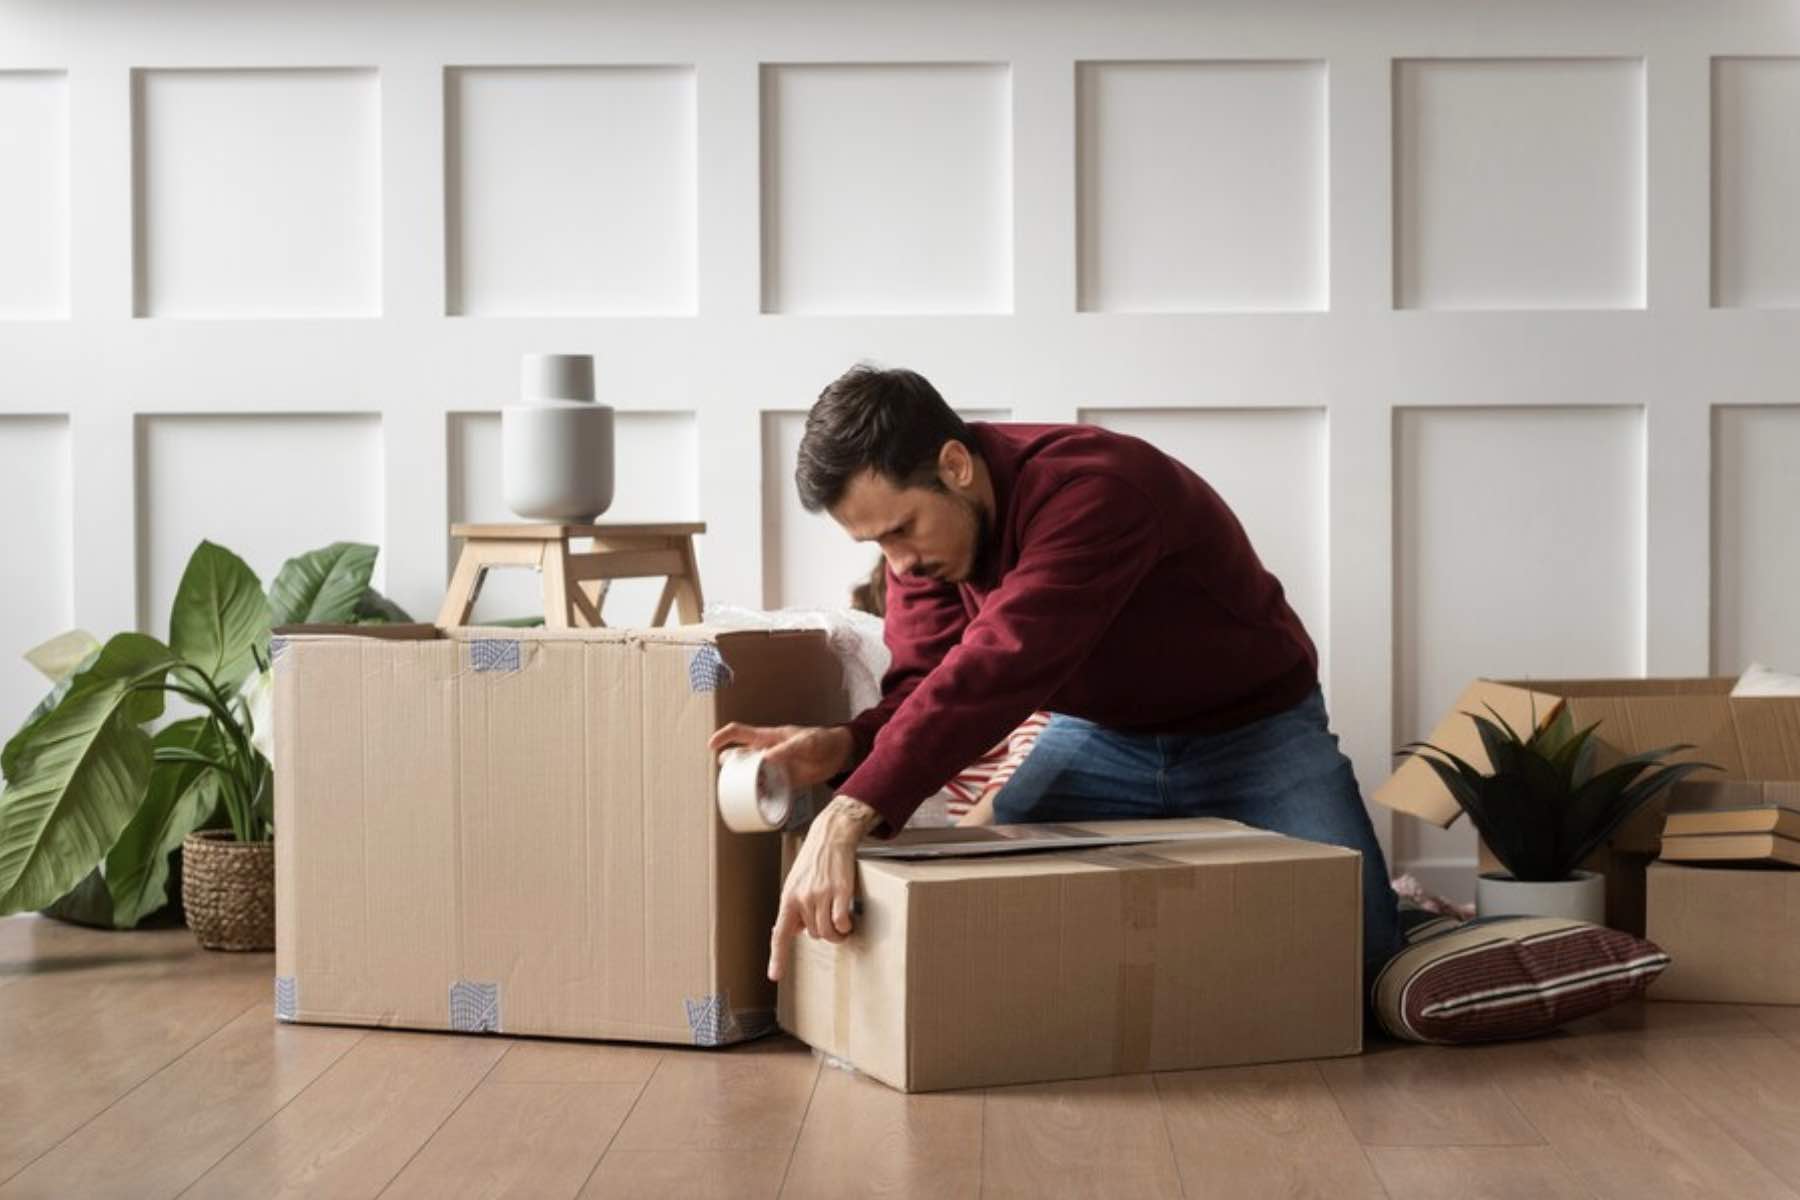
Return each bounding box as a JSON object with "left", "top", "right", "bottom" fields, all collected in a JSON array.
[{"left": 1373, "top": 916, "right": 1670, "bottom": 1044}]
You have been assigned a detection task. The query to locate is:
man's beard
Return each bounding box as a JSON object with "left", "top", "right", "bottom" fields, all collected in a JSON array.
[{"left": 963, "top": 495, "right": 998, "bottom": 585}]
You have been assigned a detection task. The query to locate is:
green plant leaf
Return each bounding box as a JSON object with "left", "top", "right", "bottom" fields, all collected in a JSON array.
[
  {"left": 353, "top": 586, "right": 413, "bottom": 625},
  {"left": 269, "top": 542, "right": 378, "bottom": 627},
  {"left": 104, "top": 718, "right": 225, "bottom": 928},
  {"left": 169, "top": 541, "right": 270, "bottom": 692},
  {"left": 24, "top": 629, "right": 101, "bottom": 683},
  {"left": 0, "top": 683, "right": 154, "bottom": 915},
  {"left": 3, "top": 633, "right": 177, "bottom": 781},
  {"left": 39, "top": 866, "right": 121, "bottom": 929}
]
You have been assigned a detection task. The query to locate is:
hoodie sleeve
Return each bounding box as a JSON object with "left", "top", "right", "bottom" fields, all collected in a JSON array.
[{"left": 840, "top": 473, "right": 1162, "bottom": 833}]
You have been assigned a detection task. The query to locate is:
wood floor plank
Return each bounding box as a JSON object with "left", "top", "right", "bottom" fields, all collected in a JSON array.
[
  {"left": 605, "top": 1042, "right": 820, "bottom": 1153},
  {"left": 0, "top": 925, "right": 268, "bottom": 1183},
  {"left": 488, "top": 1040, "right": 663, "bottom": 1086},
  {"left": 181, "top": 1030, "right": 510, "bottom": 1200},
  {"left": 580, "top": 1149, "right": 793, "bottom": 1199},
  {"left": 1747, "top": 1006, "right": 1800, "bottom": 1043},
  {"left": 0, "top": 1004, "right": 361, "bottom": 1200},
  {"left": 1319, "top": 1044, "right": 1540, "bottom": 1147},
  {"left": 1563, "top": 999, "right": 1771, "bottom": 1039},
  {"left": 1488, "top": 1035, "right": 1799, "bottom": 1200},
  {"left": 981, "top": 1074, "right": 1182, "bottom": 1200},
  {"left": 1637, "top": 1035, "right": 1800, "bottom": 1189},
  {"left": 780, "top": 1064, "right": 982, "bottom": 1200},
  {"left": 1155, "top": 1061, "right": 1387, "bottom": 1198},
  {"left": 1365, "top": 1147, "right": 1592, "bottom": 1199},
  {"left": 381, "top": 1080, "right": 642, "bottom": 1200}
]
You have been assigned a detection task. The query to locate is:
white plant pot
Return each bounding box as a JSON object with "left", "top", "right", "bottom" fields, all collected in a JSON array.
[
  {"left": 502, "top": 353, "right": 615, "bottom": 523},
  {"left": 1475, "top": 869, "right": 1606, "bottom": 925}
]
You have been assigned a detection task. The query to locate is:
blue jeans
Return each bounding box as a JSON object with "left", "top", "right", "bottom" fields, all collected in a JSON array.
[{"left": 991, "top": 688, "right": 1403, "bottom": 984}]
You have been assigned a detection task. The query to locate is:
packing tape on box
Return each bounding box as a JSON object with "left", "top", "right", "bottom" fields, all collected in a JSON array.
[{"left": 717, "top": 747, "right": 799, "bottom": 833}]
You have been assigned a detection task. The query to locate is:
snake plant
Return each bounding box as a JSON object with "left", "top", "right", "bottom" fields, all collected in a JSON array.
[{"left": 1399, "top": 704, "right": 1715, "bottom": 883}]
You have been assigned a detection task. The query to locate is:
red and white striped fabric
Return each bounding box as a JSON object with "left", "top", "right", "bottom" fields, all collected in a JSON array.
[{"left": 939, "top": 711, "right": 1052, "bottom": 820}]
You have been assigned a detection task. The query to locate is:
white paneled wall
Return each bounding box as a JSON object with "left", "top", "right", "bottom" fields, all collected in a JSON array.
[
  {"left": 760, "top": 64, "right": 1013, "bottom": 315},
  {"left": 0, "top": 72, "right": 68, "bottom": 319},
  {"left": 446, "top": 66, "right": 698, "bottom": 316},
  {"left": 1712, "top": 58, "right": 1800, "bottom": 309},
  {"left": 1713, "top": 406, "right": 1800, "bottom": 675},
  {"left": 1077, "top": 61, "right": 1328, "bottom": 313},
  {"left": 1393, "top": 58, "right": 1646, "bottom": 311},
  {"left": 132, "top": 69, "right": 382, "bottom": 318},
  {"left": 0, "top": 417, "right": 72, "bottom": 731},
  {"left": 2, "top": 0, "right": 1797, "bottom": 890},
  {"left": 135, "top": 415, "right": 386, "bottom": 637}
]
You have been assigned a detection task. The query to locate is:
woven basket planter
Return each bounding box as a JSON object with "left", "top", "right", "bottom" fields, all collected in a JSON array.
[{"left": 182, "top": 830, "right": 275, "bottom": 951}]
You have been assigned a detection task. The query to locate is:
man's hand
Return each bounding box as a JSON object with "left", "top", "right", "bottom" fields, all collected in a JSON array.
[
  {"left": 708, "top": 723, "right": 854, "bottom": 790},
  {"left": 767, "top": 794, "right": 880, "bottom": 981}
]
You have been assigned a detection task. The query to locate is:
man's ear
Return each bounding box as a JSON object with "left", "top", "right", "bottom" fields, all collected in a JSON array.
[{"left": 938, "top": 440, "right": 975, "bottom": 491}]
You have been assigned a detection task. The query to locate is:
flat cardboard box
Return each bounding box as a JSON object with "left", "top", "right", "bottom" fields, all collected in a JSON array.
[
  {"left": 777, "top": 818, "right": 1363, "bottom": 1093},
  {"left": 272, "top": 624, "right": 851, "bottom": 1045},
  {"left": 1647, "top": 861, "right": 1800, "bottom": 1004},
  {"left": 1380, "top": 678, "right": 1800, "bottom": 932}
]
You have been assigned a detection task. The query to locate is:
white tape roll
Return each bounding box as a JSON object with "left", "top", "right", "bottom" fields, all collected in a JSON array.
[{"left": 717, "top": 747, "right": 796, "bottom": 834}]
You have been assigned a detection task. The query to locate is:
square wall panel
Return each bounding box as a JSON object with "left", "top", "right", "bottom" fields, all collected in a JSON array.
[
  {"left": 762, "top": 409, "right": 1009, "bottom": 610},
  {"left": 1713, "top": 59, "right": 1800, "bottom": 309},
  {"left": 1713, "top": 406, "right": 1800, "bottom": 673},
  {"left": 1077, "top": 61, "right": 1327, "bottom": 313},
  {"left": 1082, "top": 408, "right": 1329, "bottom": 680},
  {"left": 447, "top": 411, "right": 698, "bottom": 626},
  {"left": 133, "top": 69, "right": 381, "bottom": 318},
  {"left": 136, "top": 414, "right": 384, "bottom": 637},
  {"left": 1395, "top": 406, "right": 1645, "bottom": 864},
  {"left": 447, "top": 66, "right": 697, "bottom": 316},
  {"left": 761, "top": 64, "right": 1011, "bottom": 314},
  {"left": 1394, "top": 59, "right": 1645, "bottom": 310},
  {"left": 0, "top": 72, "right": 69, "bottom": 319},
  {"left": 0, "top": 416, "right": 72, "bottom": 767}
]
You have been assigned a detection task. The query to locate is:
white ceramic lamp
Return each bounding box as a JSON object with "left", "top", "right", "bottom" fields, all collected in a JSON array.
[{"left": 502, "top": 353, "right": 615, "bottom": 523}]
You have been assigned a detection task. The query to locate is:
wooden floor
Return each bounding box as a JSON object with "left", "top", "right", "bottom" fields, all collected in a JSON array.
[{"left": 6, "top": 915, "right": 1800, "bottom": 1199}]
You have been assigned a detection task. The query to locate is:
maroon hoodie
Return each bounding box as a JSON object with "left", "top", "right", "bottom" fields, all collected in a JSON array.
[{"left": 841, "top": 421, "right": 1319, "bottom": 834}]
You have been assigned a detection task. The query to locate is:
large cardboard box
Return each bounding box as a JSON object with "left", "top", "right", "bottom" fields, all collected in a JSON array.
[
  {"left": 272, "top": 624, "right": 851, "bottom": 1045},
  {"left": 777, "top": 818, "right": 1363, "bottom": 1093},
  {"left": 1647, "top": 861, "right": 1800, "bottom": 1004},
  {"left": 1379, "top": 678, "right": 1800, "bottom": 932}
]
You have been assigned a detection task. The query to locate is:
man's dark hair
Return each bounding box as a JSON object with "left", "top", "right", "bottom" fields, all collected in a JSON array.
[{"left": 795, "top": 364, "right": 973, "bottom": 513}]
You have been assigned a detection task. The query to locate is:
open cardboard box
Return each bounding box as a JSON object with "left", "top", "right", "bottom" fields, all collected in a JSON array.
[{"left": 1376, "top": 678, "right": 1800, "bottom": 933}]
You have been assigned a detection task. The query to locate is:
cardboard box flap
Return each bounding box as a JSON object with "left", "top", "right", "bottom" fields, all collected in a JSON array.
[
  {"left": 1732, "top": 696, "right": 1800, "bottom": 778},
  {"left": 1374, "top": 680, "right": 1566, "bottom": 827},
  {"left": 858, "top": 820, "right": 1279, "bottom": 861},
  {"left": 859, "top": 819, "right": 1358, "bottom": 883}
]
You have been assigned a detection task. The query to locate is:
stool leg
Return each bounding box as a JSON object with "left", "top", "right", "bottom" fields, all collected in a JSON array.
[
  {"left": 438, "top": 545, "right": 484, "bottom": 628},
  {"left": 673, "top": 536, "right": 704, "bottom": 624},
  {"left": 540, "top": 541, "right": 573, "bottom": 630}
]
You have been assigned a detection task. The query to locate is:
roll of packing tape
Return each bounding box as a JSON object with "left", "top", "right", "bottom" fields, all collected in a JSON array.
[{"left": 717, "top": 747, "right": 797, "bottom": 833}]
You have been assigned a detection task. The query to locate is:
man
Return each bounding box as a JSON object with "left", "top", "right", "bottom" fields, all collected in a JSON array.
[{"left": 710, "top": 364, "right": 1401, "bottom": 987}]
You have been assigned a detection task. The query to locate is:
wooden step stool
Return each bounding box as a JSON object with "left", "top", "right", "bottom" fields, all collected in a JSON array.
[{"left": 437, "top": 522, "right": 705, "bottom": 629}]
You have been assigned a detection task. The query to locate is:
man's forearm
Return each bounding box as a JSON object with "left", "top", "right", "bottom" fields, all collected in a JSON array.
[{"left": 819, "top": 793, "right": 880, "bottom": 841}]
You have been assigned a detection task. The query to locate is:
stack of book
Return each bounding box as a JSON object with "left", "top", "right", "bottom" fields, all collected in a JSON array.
[{"left": 1659, "top": 780, "right": 1800, "bottom": 866}]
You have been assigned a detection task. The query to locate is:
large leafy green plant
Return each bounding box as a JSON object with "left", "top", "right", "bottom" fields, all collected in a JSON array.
[
  {"left": 0, "top": 540, "right": 410, "bottom": 928},
  {"left": 1399, "top": 705, "right": 1714, "bottom": 883}
]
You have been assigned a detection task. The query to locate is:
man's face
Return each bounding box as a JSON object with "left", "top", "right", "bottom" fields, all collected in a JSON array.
[{"left": 831, "top": 468, "right": 985, "bottom": 585}]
